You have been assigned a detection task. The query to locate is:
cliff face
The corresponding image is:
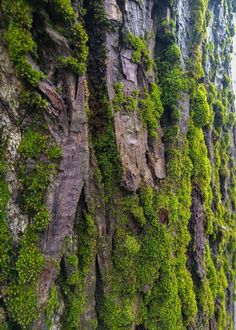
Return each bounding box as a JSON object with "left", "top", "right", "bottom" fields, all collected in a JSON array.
[{"left": 0, "top": 0, "right": 235, "bottom": 329}]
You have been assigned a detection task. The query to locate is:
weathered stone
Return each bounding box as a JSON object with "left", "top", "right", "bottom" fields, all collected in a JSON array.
[{"left": 114, "top": 110, "right": 154, "bottom": 191}]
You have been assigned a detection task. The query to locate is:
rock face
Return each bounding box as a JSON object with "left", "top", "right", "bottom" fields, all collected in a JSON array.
[{"left": 0, "top": 1, "right": 235, "bottom": 329}]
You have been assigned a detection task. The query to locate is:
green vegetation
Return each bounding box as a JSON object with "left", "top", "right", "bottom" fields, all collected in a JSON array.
[
  {"left": 2, "top": 0, "right": 44, "bottom": 86},
  {"left": 46, "top": 286, "right": 60, "bottom": 329},
  {"left": 140, "top": 83, "right": 164, "bottom": 137},
  {"left": 61, "top": 212, "right": 97, "bottom": 329},
  {"left": 125, "top": 33, "right": 153, "bottom": 70},
  {"left": 0, "top": 0, "right": 235, "bottom": 328},
  {"left": 191, "top": 84, "right": 213, "bottom": 127},
  {"left": 113, "top": 82, "right": 164, "bottom": 138},
  {"left": 0, "top": 138, "right": 12, "bottom": 285},
  {"left": 113, "top": 82, "right": 139, "bottom": 112},
  {"left": 5, "top": 125, "right": 61, "bottom": 327}
]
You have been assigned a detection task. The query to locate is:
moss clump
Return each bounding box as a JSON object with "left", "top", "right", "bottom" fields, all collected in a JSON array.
[
  {"left": 188, "top": 125, "right": 213, "bottom": 232},
  {"left": 159, "top": 65, "right": 188, "bottom": 114},
  {"left": 212, "top": 99, "right": 227, "bottom": 129},
  {"left": 18, "top": 129, "right": 62, "bottom": 161},
  {"left": 16, "top": 242, "right": 45, "bottom": 284},
  {"left": 113, "top": 83, "right": 139, "bottom": 112},
  {"left": 205, "top": 244, "right": 217, "bottom": 300},
  {"left": 6, "top": 223, "right": 45, "bottom": 327},
  {"left": 191, "top": 84, "right": 212, "bottom": 128},
  {"left": 19, "top": 162, "right": 55, "bottom": 213},
  {"left": 20, "top": 90, "right": 48, "bottom": 111},
  {"left": 46, "top": 286, "right": 60, "bottom": 329},
  {"left": 6, "top": 283, "right": 39, "bottom": 328},
  {"left": 160, "top": 18, "right": 176, "bottom": 43},
  {"left": 125, "top": 32, "right": 153, "bottom": 70},
  {"left": 113, "top": 82, "right": 164, "bottom": 138},
  {"left": 2, "top": 0, "right": 44, "bottom": 86},
  {"left": 53, "top": 1, "right": 88, "bottom": 75},
  {"left": 5, "top": 124, "right": 61, "bottom": 327},
  {"left": 0, "top": 138, "right": 12, "bottom": 285},
  {"left": 140, "top": 83, "right": 164, "bottom": 138},
  {"left": 190, "top": 0, "right": 209, "bottom": 40},
  {"left": 164, "top": 44, "right": 181, "bottom": 65},
  {"left": 62, "top": 213, "right": 97, "bottom": 329}
]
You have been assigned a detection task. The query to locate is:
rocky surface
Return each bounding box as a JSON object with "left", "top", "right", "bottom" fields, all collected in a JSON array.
[{"left": 0, "top": 0, "right": 235, "bottom": 329}]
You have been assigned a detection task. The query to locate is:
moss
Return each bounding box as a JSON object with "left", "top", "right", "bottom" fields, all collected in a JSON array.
[
  {"left": 188, "top": 125, "right": 213, "bottom": 232},
  {"left": 18, "top": 130, "right": 49, "bottom": 158},
  {"left": 16, "top": 244, "right": 44, "bottom": 285},
  {"left": 6, "top": 126, "right": 60, "bottom": 327},
  {"left": 51, "top": 1, "right": 88, "bottom": 75},
  {"left": 140, "top": 83, "right": 164, "bottom": 138},
  {"left": 191, "top": 84, "right": 212, "bottom": 128},
  {"left": 52, "top": 0, "right": 77, "bottom": 21},
  {"left": 125, "top": 32, "right": 153, "bottom": 70},
  {"left": 0, "top": 139, "right": 12, "bottom": 285},
  {"left": 176, "top": 259, "right": 197, "bottom": 327},
  {"left": 18, "top": 129, "right": 61, "bottom": 216},
  {"left": 190, "top": 0, "right": 209, "bottom": 40},
  {"left": 58, "top": 21, "right": 88, "bottom": 75},
  {"left": 6, "top": 283, "right": 39, "bottom": 328},
  {"left": 46, "top": 286, "right": 59, "bottom": 329},
  {"left": 159, "top": 65, "right": 187, "bottom": 113},
  {"left": 62, "top": 213, "right": 97, "bottom": 329},
  {"left": 164, "top": 44, "right": 181, "bottom": 65},
  {"left": 1, "top": 0, "right": 45, "bottom": 86},
  {"left": 20, "top": 90, "right": 48, "bottom": 111},
  {"left": 160, "top": 18, "right": 176, "bottom": 43},
  {"left": 197, "top": 278, "right": 214, "bottom": 321},
  {"left": 122, "top": 194, "right": 146, "bottom": 227},
  {"left": 113, "top": 82, "right": 164, "bottom": 138},
  {"left": 212, "top": 99, "right": 227, "bottom": 128},
  {"left": 113, "top": 82, "right": 139, "bottom": 113},
  {"left": 205, "top": 244, "right": 217, "bottom": 300},
  {"left": 58, "top": 56, "right": 85, "bottom": 75},
  {"left": 19, "top": 162, "right": 55, "bottom": 214}
]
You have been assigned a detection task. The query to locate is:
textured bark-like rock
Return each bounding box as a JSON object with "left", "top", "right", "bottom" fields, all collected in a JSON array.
[{"left": 0, "top": 0, "right": 235, "bottom": 329}]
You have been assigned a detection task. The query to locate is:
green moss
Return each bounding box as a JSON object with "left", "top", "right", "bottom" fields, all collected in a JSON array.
[
  {"left": 1, "top": 0, "right": 45, "bottom": 86},
  {"left": 94, "top": 119, "right": 122, "bottom": 196},
  {"left": 6, "top": 125, "right": 60, "bottom": 327},
  {"left": 62, "top": 213, "right": 97, "bottom": 329},
  {"left": 52, "top": 0, "right": 77, "bottom": 21},
  {"left": 20, "top": 91, "right": 49, "bottom": 111},
  {"left": 190, "top": 0, "right": 209, "bottom": 40},
  {"left": 19, "top": 162, "right": 55, "bottom": 213},
  {"left": 0, "top": 139, "right": 12, "bottom": 285},
  {"left": 188, "top": 125, "right": 213, "bottom": 232},
  {"left": 46, "top": 286, "right": 59, "bottom": 329},
  {"left": 32, "top": 206, "right": 50, "bottom": 231},
  {"left": 197, "top": 278, "right": 214, "bottom": 321},
  {"left": 160, "top": 18, "right": 176, "bottom": 43},
  {"left": 52, "top": 1, "right": 88, "bottom": 75},
  {"left": 191, "top": 84, "right": 212, "bottom": 128},
  {"left": 176, "top": 259, "right": 197, "bottom": 327},
  {"left": 18, "top": 130, "right": 49, "bottom": 158},
  {"left": 6, "top": 283, "right": 39, "bottom": 328},
  {"left": 16, "top": 244, "right": 44, "bottom": 284},
  {"left": 113, "top": 82, "right": 164, "bottom": 138},
  {"left": 122, "top": 194, "right": 146, "bottom": 227},
  {"left": 159, "top": 66, "right": 187, "bottom": 112},
  {"left": 58, "top": 55, "right": 86, "bottom": 75},
  {"left": 212, "top": 99, "right": 227, "bottom": 128},
  {"left": 113, "top": 83, "right": 139, "bottom": 112},
  {"left": 164, "top": 44, "right": 181, "bottom": 64},
  {"left": 205, "top": 244, "right": 217, "bottom": 300},
  {"left": 140, "top": 83, "right": 164, "bottom": 138},
  {"left": 125, "top": 33, "right": 153, "bottom": 70}
]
